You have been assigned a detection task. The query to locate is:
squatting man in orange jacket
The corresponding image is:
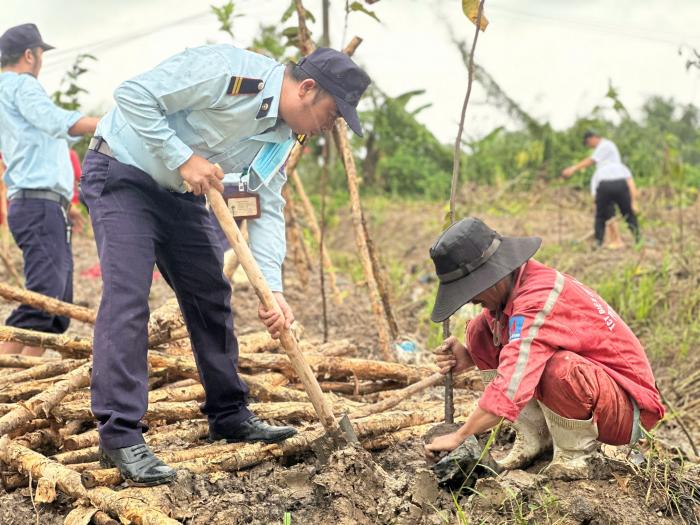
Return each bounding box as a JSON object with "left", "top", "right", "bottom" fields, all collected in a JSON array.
[{"left": 424, "top": 217, "right": 664, "bottom": 479}]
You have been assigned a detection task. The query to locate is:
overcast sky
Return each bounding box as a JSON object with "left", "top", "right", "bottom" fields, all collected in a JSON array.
[{"left": 2, "top": 0, "right": 699, "bottom": 143}]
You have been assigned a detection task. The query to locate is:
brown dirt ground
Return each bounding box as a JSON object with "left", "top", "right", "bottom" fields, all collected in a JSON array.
[{"left": 0, "top": 184, "right": 699, "bottom": 524}]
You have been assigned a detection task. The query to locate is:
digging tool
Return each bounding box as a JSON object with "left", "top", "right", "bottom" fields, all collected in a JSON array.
[{"left": 205, "top": 173, "right": 358, "bottom": 450}]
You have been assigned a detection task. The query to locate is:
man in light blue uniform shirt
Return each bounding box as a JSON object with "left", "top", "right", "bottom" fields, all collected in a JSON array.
[
  {"left": 0, "top": 23, "right": 98, "bottom": 357},
  {"left": 81, "top": 44, "right": 370, "bottom": 485}
]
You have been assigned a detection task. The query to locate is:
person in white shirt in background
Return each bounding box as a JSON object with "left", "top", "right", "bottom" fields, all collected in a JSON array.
[{"left": 562, "top": 130, "right": 640, "bottom": 247}]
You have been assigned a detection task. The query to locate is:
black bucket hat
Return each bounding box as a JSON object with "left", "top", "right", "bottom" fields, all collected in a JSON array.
[{"left": 429, "top": 218, "right": 541, "bottom": 322}]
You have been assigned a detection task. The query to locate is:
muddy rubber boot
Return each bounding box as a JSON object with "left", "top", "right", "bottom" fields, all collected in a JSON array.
[
  {"left": 496, "top": 399, "right": 552, "bottom": 470},
  {"left": 480, "top": 369, "right": 552, "bottom": 471},
  {"left": 538, "top": 401, "right": 607, "bottom": 480}
]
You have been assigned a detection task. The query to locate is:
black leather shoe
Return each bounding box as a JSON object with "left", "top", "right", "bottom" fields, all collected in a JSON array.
[
  {"left": 99, "top": 443, "right": 176, "bottom": 487},
  {"left": 209, "top": 415, "right": 298, "bottom": 444}
]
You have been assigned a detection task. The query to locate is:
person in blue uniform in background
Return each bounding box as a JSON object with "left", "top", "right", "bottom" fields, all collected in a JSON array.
[{"left": 81, "top": 44, "right": 370, "bottom": 485}]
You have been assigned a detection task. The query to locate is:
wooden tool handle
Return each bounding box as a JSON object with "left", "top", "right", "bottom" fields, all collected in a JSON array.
[{"left": 206, "top": 183, "right": 346, "bottom": 442}]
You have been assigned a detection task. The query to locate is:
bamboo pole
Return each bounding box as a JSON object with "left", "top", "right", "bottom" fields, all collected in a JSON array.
[
  {"left": 0, "top": 362, "right": 91, "bottom": 436},
  {"left": 207, "top": 187, "right": 351, "bottom": 444}
]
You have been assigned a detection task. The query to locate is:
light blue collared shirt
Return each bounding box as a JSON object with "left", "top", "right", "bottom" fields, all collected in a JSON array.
[
  {"left": 96, "top": 45, "right": 294, "bottom": 291},
  {"left": 0, "top": 72, "right": 82, "bottom": 201}
]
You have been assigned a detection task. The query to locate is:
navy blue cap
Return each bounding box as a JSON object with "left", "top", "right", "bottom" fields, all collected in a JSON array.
[
  {"left": 0, "top": 23, "right": 54, "bottom": 57},
  {"left": 298, "top": 47, "right": 370, "bottom": 136}
]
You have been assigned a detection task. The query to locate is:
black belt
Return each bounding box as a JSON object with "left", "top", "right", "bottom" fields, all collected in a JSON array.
[
  {"left": 88, "top": 136, "right": 114, "bottom": 158},
  {"left": 9, "top": 189, "right": 70, "bottom": 212}
]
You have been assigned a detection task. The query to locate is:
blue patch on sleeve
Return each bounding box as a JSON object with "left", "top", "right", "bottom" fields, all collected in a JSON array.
[{"left": 509, "top": 316, "right": 525, "bottom": 342}]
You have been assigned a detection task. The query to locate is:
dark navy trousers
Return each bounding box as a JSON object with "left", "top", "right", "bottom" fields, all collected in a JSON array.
[
  {"left": 6, "top": 198, "right": 73, "bottom": 333},
  {"left": 81, "top": 150, "right": 252, "bottom": 449}
]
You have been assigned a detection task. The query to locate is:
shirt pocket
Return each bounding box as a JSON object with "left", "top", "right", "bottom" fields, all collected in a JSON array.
[
  {"left": 186, "top": 107, "right": 261, "bottom": 150},
  {"left": 186, "top": 110, "right": 226, "bottom": 148}
]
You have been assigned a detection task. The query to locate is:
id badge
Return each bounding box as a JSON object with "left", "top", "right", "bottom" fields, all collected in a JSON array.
[{"left": 222, "top": 184, "right": 261, "bottom": 220}]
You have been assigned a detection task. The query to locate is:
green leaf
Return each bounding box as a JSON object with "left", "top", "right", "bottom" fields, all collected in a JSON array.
[
  {"left": 281, "top": 0, "right": 295, "bottom": 22},
  {"left": 304, "top": 8, "right": 316, "bottom": 23},
  {"left": 348, "top": 1, "right": 380, "bottom": 23}
]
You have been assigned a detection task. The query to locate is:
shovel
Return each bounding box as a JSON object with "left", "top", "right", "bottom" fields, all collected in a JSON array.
[{"left": 206, "top": 176, "right": 358, "bottom": 452}]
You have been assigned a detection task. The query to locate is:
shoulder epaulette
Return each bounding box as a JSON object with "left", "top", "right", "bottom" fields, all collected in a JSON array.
[{"left": 227, "top": 76, "right": 265, "bottom": 96}]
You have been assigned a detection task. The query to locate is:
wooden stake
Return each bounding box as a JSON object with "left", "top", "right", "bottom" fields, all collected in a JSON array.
[
  {"left": 361, "top": 215, "right": 399, "bottom": 338},
  {"left": 349, "top": 372, "right": 444, "bottom": 419},
  {"left": 332, "top": 121, "right": 394, "bottom": 360}
]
